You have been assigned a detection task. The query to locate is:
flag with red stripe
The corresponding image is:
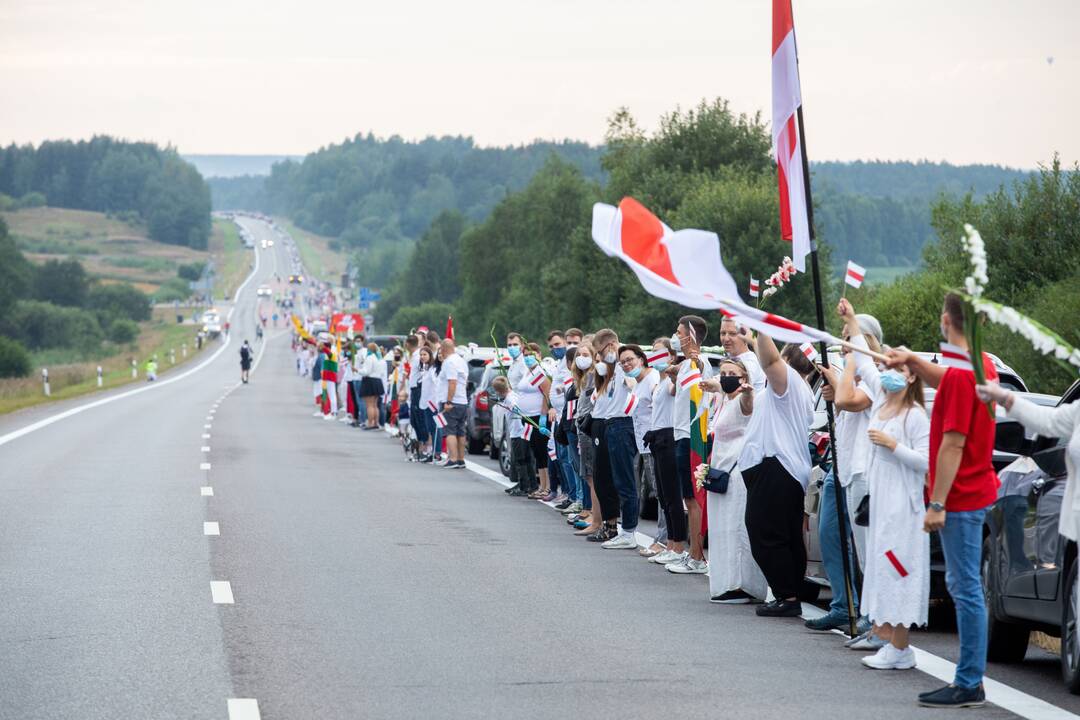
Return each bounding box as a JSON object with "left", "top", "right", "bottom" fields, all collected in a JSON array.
[
  {"left": 528, "top": 368, "right": 546, "bottom": 387},
  {"left": 427, "top": 399, "right": 439, "bottom": 413},
  {"left": 646, "top": 348, "right": 669, "bottom": 367},
  {"left": 523, "top": 423, "right": 533, "bottom": 440},
  {"left": 680, "top": 370, "right": 702, "bottom": 390},
  {"left": 749, "top": 276, "right": 760, "bottom": 298},
  {"left": 622, "top": 393, "right": 639, "bottom": 416},
  {"left": 885, "top": 549, "right": 910, "bottom": 580},
  {"left": 772, "top": 0, "right": 811, "bottom": 272},
  {"left": 433, "top": 412, "right": 447, "bottom": 429},
  {"left": 799, "top": 342, "right": 819, "bottom": 363},
  {"left": 845, "top": 260, "right": 866, "bottom": 288},
  {"left": 566, "top": 399, "right": 576, "bottom": 420},
  {"left": 939, "top": 343, "right": 974, "bottom": 372}
]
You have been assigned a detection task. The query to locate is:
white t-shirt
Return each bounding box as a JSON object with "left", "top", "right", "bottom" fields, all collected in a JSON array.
[
  {"left": 674, "top": 358, "right": 713, "bottom": 441},
  {"left": 650, "top": 376, "right": 675, "bottom": 431},
  {"left": 590, "top": 365, "right": 623, "bottom": 420},
  {"left": 737, "top": 350, "right": 766, "bottom": 393},
  {"left": 548, "top": 359, "right": 571, "bottom": 413},
  {"left": 738, "top": 364, "right": 815, "bottom": 490},
  {"left": 436, "top": 353, "right": 469, "bottom": 405},
  {"left": 631, "top": 369, "right": 659, "bottom": 453},
  {"left": 418, "top": 365, "right": 438, "bottom": 409},
  {"left": 835, "top": 379, "right": 874, "bottom": 487},
  {"left": 514, "top": 365, "right": 547, "bottom": 416},
  {"left": 408, "top": 349, "right": 422, "bottom": 389}
]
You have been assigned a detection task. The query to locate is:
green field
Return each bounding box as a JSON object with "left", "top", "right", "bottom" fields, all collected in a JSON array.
[
  {"left": 208, "top": 218, "right": 250, "bottom": 299},
  {"left": 860, "top": 265, "right": 918, "bottom": 285}
]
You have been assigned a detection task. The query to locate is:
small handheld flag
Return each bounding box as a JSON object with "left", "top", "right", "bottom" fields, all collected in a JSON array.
[
  {"left": 749, "top": 276, "right": 760, "bottom": 298},
  {"left": 548, "top": 447, "right": 558, "bottom": 461},
  {"left": 427, "top": 399, "right": 439, "bottom": 413},
  {"left": 938, "top": 343, "right": 974, "bottom": 372},
  {"left": 433, "top": 413, "right": 447, "bottom": 429},
  {"left": 566, "top": 399, "right": 576, "bottom": 420},
  {"left": 623, "top": 393, "right": 639, "bottom": 416},
  {"left": 523, "top": 423, "right": 534, "bottom": 440},
  {"left": 800, "top": 342, "right": 820, "bottom": 363},
  {"left": 646, "top": 348, "right": 669, "bottom": 367},
  {"left": 845, "top": 261, "right": 866, "bottom": 289},
  {"left": 528, "top": 369, "right": 546, "bottom": 387},
  {"left": 680, "top": 371, "right": 702, "bottom": 389}
]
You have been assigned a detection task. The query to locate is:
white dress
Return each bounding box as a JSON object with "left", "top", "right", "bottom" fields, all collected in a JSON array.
[
  {"left": 706, "top": 394, "right": 768, "bottom": 600},
  {"left": 1008, "top": 397, "right": 1080, "bottom": 540},
  {"left": 860, "top": 406, "right": 931, "bottom": 627}
]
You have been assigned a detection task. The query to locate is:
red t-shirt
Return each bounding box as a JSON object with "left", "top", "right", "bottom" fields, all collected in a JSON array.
[{"left": 929, "top": 356, "right": 999, "bottom": 511}]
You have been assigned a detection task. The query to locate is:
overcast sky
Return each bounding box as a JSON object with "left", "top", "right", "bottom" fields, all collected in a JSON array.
[{"left": 1, "top": 0, "right": 1075, "bottom": 168}]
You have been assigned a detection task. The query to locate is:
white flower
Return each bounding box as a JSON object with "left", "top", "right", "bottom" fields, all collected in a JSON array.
[{"left": 762, "top": 287, "right": 778, "bottom": 298}]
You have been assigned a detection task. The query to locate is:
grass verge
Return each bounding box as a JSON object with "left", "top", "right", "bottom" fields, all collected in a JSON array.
[
  {"left": 275, "top": 217, "right": 346, "bottom": 282},
  {"left": 208, "top": 218, "right": 250, "bottom": 300}
]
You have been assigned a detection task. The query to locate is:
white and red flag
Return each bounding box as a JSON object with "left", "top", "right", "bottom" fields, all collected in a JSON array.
[
  {"left": 885, "top": 550, "right": 910, "bottom": 580},
  {"left": 772, "top": 0, "right": 811, "bottom": 272},
  {"left": 646, "top": 348, "right": 669, "bottom": 367},
  {"left": 528, "top": 368, "right": 546, "bottom": 387},
  {"left": 939, "top": 343, "right": 974, "bottom": 372},
  {"left": 622, "top": 393, "right": 639, "bottom": 416},
  {"left": 427, "top": 399, "right": 439, "bottom": 413},
  {"left": 433, "top": 413, "right": 447, "bottom": 429},
  {"left": 749, "top": 276, "right": 760, "bottom": 298},
  {"left": 522, "top": 423, "right": 533, "bottom": 441},
  {"left": 845, "top": 261, "right": 866, "bottom": 289},
  {"left": 592, "top": 198, "right": 841, "bottom": 348},
  {"left": 799, "top": 342, "right": 819, "bottom": 363},
  {"left": 566, "top": 399, "right": 576, "bottom": 420}
]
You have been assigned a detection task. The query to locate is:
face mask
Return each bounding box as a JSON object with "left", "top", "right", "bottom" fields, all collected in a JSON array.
[
  {"left": 626, "top": 366, "right": 641, "bottom": 379},
  {"left": 652, "top": 359, "right": 669, "bottom": 372},
  {"left": 523, "top": 355, "right": 538, "bottom": 369},
  {"left": 551, "top": 347, "right": 566, "bottom": 360},
  {"left": 669, "top": 334, "right": 682, "bottom": 352},
  {"left": 575, "top": 355, "right": 593, "bottom": 370},
  {"left": 508, "top": 346, "right": 521, "bottom": 359},
  {"left": 720, "top": 376, "right": 742, "bottom": 394},
  {"left": 880, "top": 369, "right": 908, "bottom": 394},
  {"left": 567, "top": 343, "right": 578, "bottom": 350},
  {"left": 604, "top": 351, "right": 617, "bottom": 364},
  {"left": 595, "top": 362, "right": 608, "bottom": 377}
]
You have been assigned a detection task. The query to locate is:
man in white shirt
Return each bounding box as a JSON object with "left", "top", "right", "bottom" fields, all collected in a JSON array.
[
  {"left": 719, "top": 317, "right": 765, "bottom": 393},
  {"left": 437, "top": 338, "right": 470, "bottom": 469}
]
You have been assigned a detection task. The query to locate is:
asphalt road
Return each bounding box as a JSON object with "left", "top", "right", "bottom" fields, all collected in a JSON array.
[{"left": 0, "top": 218, "right": 1076, "bottom": 720}]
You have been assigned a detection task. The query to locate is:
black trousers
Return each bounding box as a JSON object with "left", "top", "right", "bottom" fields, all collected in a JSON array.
[
  {"left": 649, "top": 428, "right": 687, "bottom": 542},
  {"left": 743, "top": 456, "right": 807, "bottom": 600},
  {"left": 591, "top": 419, "right": 620, "bottom": 522}
]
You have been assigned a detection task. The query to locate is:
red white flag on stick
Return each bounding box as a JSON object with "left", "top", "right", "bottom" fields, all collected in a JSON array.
[
  {"left": 749, "top": 276, "right": 760, "bottom": 298},
  {"left": 939, "top": 343, "right": 974, "bottom": 372},
  {"left": 623, "top": 393, "right": 639, "bottom": 416},
  {"left": 845, "top": 261, "right": 866, "bottom": 289},
  {"left": 646, "top": 348, "right": 669, "bottom": 367},
  {"left": 566, "top": 399, "right": 576, "bottom": 420},
  {"left": 885, "top": 550, "right": 910, "bottom": 580},
  {"left": 591, "top": 198, "right": 841, "bottom": 348},
  {"left": 772, "top": 0, "right": 812, "bottom": 272},
  {"left": 427, "top": 400, "right": 439, "bottom": 413},
  {"left": 445, "top": 315, "right": 454, "bottom": 341},
  {"left": 799, "top": 342, "right": 819, "bottom": 363},
  {"left": 528, "top": 369, "right": 545, "bottom": 387},
  {"left": 680, "top": 371, "right": 702, "bottom": 390},
  {"left": 522, "top": 423, "right": 533, "bottom": 441},
  {"left": 433, "top": 413, "right": 447, "bottom": 429}
]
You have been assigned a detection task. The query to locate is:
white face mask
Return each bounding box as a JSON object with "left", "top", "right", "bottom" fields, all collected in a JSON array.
[
  {"left": 595, "top": 362, "right": 608, "bottom": 377},
  {"left": 574, "top": 355, "right": 593, "bottom": 370},
  {"left": 604, "top": 351, "right": 617, "bottom": 364}
]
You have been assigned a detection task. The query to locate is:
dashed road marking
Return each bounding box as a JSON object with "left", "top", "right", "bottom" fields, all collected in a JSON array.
[
  {"left": 200, "top": 486, "right": 213, "bottom": 496},
  {"left": 210, "top": 581, "right": 234, "bottom": 604},
  {"left": 200, "top": 462, "right": 211, "bottom": 470},
  {"left": 204, "top": 521, "right": 220, "bottom": 536},
  {"left": 202, "top": 433, "right": 211, "bottom": 439},
  {"left": 201, "top": 446, "right": 211, "bottom": 452},
  {"left": 204, "top": 424, "right": 212, "bottom": 429},
  {"left": 227, "top": 698, "right": 261, "bottom": 720}
]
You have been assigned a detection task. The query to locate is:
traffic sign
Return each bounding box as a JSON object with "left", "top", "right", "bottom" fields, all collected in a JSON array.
[{"left": 359, "top": 301, "right": 370, "bottom": 309}]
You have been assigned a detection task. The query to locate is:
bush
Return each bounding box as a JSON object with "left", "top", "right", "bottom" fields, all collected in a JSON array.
[
  {"left": 177, "top": 261, "right": 206, "bottom": 282},
  {"left": 2, "top": 300, "right": 104, "bottom": 352},
  {"left": 88, "top": 283, "right": 151, "bottom": 322},
  {"left": 0, "top": 336, "right": 32, "bottom": 378},
  {"left": 108, "top": 318, "right": 139, "bottom": 344},
  {"left": 17, "top": 191, "right": 46, "bottom": 209},
  {"left": 387, "top": 301, "right": 455, "bottom": 336},
  {"left": 152, "top": 277, "right": 192, "bottom": 303}
]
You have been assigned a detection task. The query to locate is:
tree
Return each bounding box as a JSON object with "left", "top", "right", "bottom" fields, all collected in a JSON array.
[
  {"left": 0, "top": 336, "right": 31, "bottom": 378},
  {"left": 0, "top": 218, "right": 33, "bottom": 316},
  {"left": 88, "top": 283, "right": 151, "bottom": 323},
  {"left": 34, "top": 258, "right": 90, "bottom": 307}
]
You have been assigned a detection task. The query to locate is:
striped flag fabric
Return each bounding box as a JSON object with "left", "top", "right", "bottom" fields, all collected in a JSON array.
[
  {"left": 427, "top": 399, "right": 439, "bottom": 413},
  {"left": 528, "top": 369, "right": 546, "bottom": 387},
  {"left": 799, "top": 342, "right": 819, "bottom": 363},
  {"left": 622, "top": 393, "right": 639, "bottom": 416},
  {"left": 772, "top": 0, "right": 811, "bottom": 272},
  {"left": 749, "top": 277, "right": 760, "bottom": 298},
  {"left": 646, "top": 348, "right": 669, "bottom": 367},
  {"left": 566, "top": 399, "right": 576, "bottom": 420},
  {"left": 885, "top": 550, "right": 910, "bottom": 580},
  {"left": 845, "top": 260, "right": 866, "bottom": 288},
  {"left": 562, "top": 376, "right": 573, "bottom": 388},
  {"left": 680, "top": 370, "right": 702, "bottom": 390},
  {"left": 433, "top": 413, "right": 447, "bottom": 429},
  {"left": 939, "top": 343, "right": 974, "bottom": 372},
  {"left": 523, "top": 423, "right": 533, "bottom": 441},
  {"left": 548, "top": 447, "right": 558, "bottom": 461}
]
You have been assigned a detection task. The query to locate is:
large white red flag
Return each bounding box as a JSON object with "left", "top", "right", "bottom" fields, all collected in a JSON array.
[
  {"left": 591, "top": 198, "right": 839, "bottom": 347},
  {"left": 773, "top": 0, "right": 812, "bottom": 272}
]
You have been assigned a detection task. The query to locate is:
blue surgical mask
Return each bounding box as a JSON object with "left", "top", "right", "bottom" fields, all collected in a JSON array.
[
  {"left": 652, "top": 359, "right": 669, "bottom": 372},
  {"left": 626, "top": 366, "right": 642, "bottom": 379},
  {"left": 669, "top": 334, "right": 682, "bottom": 352},
  {"left": 880, "top": 369, "right": 908, "bottom": 394},
  {"left": 552, "top": 347, "right": 566, "bottom": 360},
  {"left": 508, "top": 346, "right": 521, "bottom": 359},
  {"left": 524, "top": 355, "right": 538, "bottom": 368}
]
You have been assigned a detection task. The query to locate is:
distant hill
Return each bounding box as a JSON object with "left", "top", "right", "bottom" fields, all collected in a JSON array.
[
  {"left": 811, "top": 160, "right": 1031, "bottom": 200},
  {"left": 182, "top": 154, "right": 300, "bottom": 178}
]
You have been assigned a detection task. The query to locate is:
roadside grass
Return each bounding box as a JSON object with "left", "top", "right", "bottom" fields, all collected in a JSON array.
[
  {"left": 0, "top": 306, "right": 212, "bottom": 415},
  {"left": 208, "top": 219, "right": 250, "bottom": 299},
  {"left": 2, "top": 207, "right": 207, "bottom": 291},
  {"left": 275, "top": 217, "right": 346, "bottom": 282}
]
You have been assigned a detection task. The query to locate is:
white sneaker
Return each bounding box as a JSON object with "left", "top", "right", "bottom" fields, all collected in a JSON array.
[
  {"left": 322, "top": 414, "right": 335, "bottom": 421},
  {"left": 651, "top": 550, "right": 686, "bottom": 565},
  {"left": 862, "top": 644, "right": 916, "bottom": 670},
  {"left": 601, "top": 532, "right": 638, "bottom": 550},
  {"left": 668, "top": 557, "right": 708, "bottom": 574},
  {"left": 312, "top": 411, "right": 323, "bottom": 417},
  {"left": 561, "top": 502, "right": 583, "bottom": 515}
]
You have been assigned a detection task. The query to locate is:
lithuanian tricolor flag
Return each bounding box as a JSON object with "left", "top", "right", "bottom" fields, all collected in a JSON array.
[{"left": 688, "top": 359, "right": 709, "bottom": 533}]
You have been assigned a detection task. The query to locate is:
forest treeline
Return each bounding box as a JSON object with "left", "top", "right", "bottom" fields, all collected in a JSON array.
[{"left": 0, "top": 137, "right": 212, "bottom": 249}]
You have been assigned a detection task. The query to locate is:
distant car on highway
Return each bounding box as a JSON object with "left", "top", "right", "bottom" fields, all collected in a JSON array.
[
  {"left": 202, "top": 310, "right": 223, "bottom": 337},
  {"left": 256, "top": 285, "right": 272, "bottom": 298}
]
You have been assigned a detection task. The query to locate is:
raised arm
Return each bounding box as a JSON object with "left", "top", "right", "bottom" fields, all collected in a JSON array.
[
  {"left": 755, "top": 331, "right": 787, "bottom": 396},
  {"left": 980, "top": 383, "right": 1080, "bottom": 441},
  {"left": 887, "top": 347, "right": 946, "bottom": 389}
]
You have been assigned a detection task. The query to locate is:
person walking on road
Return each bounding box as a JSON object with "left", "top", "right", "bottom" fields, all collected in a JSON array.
[
  {"left": 240, "top": 340, "right": 253, "bottom": 384},
  {"left": 887, "top": 292, "right": 998, "bottom": 709},
  {"left": 436, "top": 338, "right": 470, "bottom": 469}
]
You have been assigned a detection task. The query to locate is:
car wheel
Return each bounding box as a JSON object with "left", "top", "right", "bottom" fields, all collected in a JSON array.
[
  {"left": 1062, "top": 560, "right": 1080, "bottom": 693},
  {"left": 499, "top": 432, "right": 511, "bottom": 477},
  {"left": 488, "top": 435, "right": 500, "bottom": 460},
  {"left": 983, "top": 537, "right": 1030, "bottom": 662}
]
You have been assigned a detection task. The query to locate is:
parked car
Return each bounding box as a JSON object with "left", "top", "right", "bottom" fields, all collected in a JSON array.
[
  {"left": 256, "top": 285, "right": 272, "bottom": 298},
  {"left": 983, "top": 379, "right": 1080, "bottom": 692},
  {"left": 466, "top": 364, "right": 500, "bottom": 456}
]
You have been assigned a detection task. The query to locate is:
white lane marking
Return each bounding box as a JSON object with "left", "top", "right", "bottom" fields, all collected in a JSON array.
[
  {"left": 201, "top": 486, "right": 213, "bottom": 496},
  {"left": 204, "top": 521, "right": 220, "bottom": 536},
  {"left": 463, "top": 460, "right": 513, "bottom": 488},
  {"left": 797, "top": 604, "right": 1078, "bottom": 720},
  {"left": 210, "top": 581, "right": 234, "bottom": 604},
  {"left": 200, "top": 462, "right": 211, "bottom": 470},
  {"left": 227, "top": 698, "right": 261, "bottom": 720},
  {"left": 201, "top": 446, "right": 211, "bottom": 452},
  {"left": 0, "top": 245, "right": 260, "bottom": 448},
  {"left": 202, "top": 433, "right": 211, "bottom": 439},
  {"left": 204, "top": 424, "right": 212, "bottom": 429},
  {"left": 206, "top": 416, "right": 213, "bottom": 421}
]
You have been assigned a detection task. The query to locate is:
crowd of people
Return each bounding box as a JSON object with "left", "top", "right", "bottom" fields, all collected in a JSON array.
[{"left": 287, "top": 290, "right": 1040, "bottom": 710}]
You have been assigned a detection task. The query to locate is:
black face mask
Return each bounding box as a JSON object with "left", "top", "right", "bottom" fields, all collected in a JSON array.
[{"left": 719, "top": 376, "right": 742, "bottom": 394}]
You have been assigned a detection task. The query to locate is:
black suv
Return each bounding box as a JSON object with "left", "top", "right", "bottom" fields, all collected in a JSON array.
[{"left": 985, "top": 379, "right": 1080, "bottom": 692}]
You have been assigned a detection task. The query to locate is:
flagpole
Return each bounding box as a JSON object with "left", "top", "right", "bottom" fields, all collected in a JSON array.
[{"left": 796, "top": 103, "right": 860, "bottom": 638}]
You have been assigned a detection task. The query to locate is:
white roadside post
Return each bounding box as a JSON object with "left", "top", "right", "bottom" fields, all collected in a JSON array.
[
  {"left": 131, "top": 359, "right": 137, "bottom": 379},
  {"left": 42, "top": 368, "right": 50, "bottom": 396},
  {"left": 182, "top": 343, "right": 187, "bottom": 358},
  {"left": 170, "top": 348, "right": 176, "bottom": 365},
  {"left": 96, "top": 366, "right": 103, "bottom": 387}
]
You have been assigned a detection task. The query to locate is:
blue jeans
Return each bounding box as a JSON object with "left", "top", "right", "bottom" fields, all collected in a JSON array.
[
  {"left": 606, "top": 418, "right": 640, "bottom": 532},
  {"left": 426, "top": 409, "right": 441, "bottom": 456},
  {"left": 557, "top": 430, "right": 581, "bottom": 503},
  {"left": 940, "top": 508, "right": 989, "bottom": 689},
  {"left": 818, "top": 471, "right": 859, "bottom": 619}
]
